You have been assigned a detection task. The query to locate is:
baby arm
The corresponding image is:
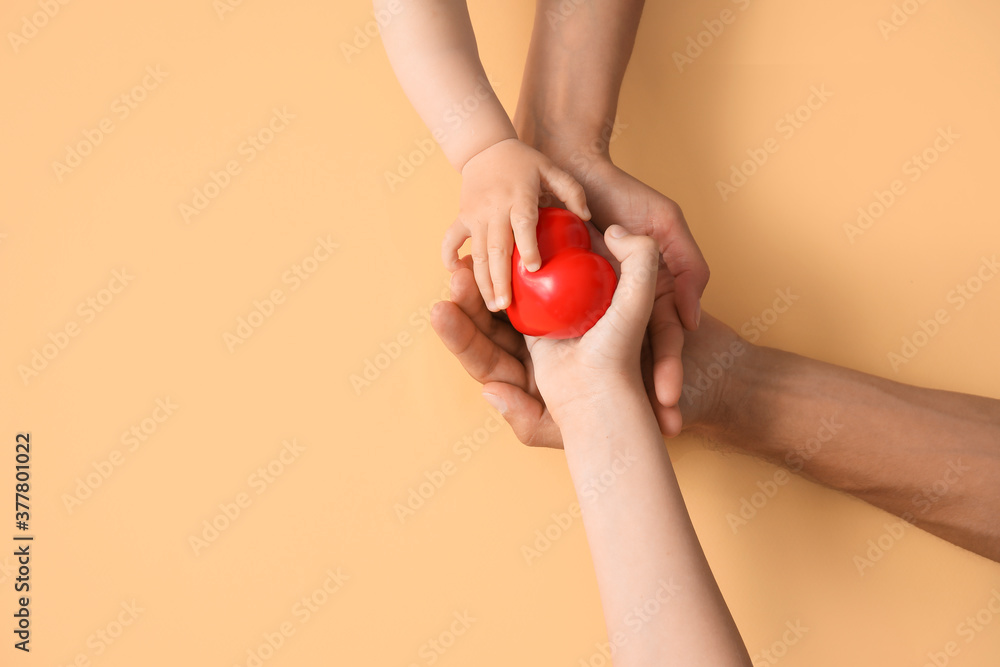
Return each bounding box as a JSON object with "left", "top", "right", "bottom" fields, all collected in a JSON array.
[{"left": 377, "top": 0, "right": 589, "bottom": 310}]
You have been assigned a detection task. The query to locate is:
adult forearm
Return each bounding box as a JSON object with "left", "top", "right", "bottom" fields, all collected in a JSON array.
[
  {"left": 514, "top": 0, "right": 645, "bottom": 160},
  {"left": 558, "top": 382, "right": 750, "bottom": 666},
  {"left": 376, "top": 0, "right": 515, "bottom": 170},
  {"left": 705, "top": 344, "right": 1000, "bottom": 561}
]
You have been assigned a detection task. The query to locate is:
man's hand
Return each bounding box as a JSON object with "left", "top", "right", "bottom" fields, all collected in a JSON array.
[
  {"left": 513, "top": 0, "right": 710, "bottom": 427},
  {"left": 431, "top": 257, "right": 563, "bottom": 448},
  {"left": 551, "top": 156, "right": 710, "bottom": 434}
]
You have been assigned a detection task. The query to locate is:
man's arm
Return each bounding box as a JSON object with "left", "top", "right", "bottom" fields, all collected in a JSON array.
[
  {"left": 684, "top": 323, "right": 1000, "bottom": 561},
  {"left": 514, "top": 0, "right": 710, "bottom": 417},
  {"left": 431, "top": 274, "right": 1000, "bottom": 561},
  {"left": 514, "top": 0, "right": 645, "bottom": 164}
]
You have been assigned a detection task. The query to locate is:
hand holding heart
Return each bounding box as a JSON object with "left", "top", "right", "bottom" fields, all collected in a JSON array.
[
  {"left": 521, "top": 223, "right": 663, "bottom": 424},
  {"left": 506, "top": 207, "right": 618, "bottom": 339}
]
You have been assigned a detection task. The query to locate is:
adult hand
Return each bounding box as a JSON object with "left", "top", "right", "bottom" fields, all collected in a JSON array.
[
  {"left": 522, "top": 225, "right": 660, "bottom": 426},
  {"left": 551, "top": 157, "right": 710, "bottom": 433},
  {"left": 432, "top": 229, "right": 732, "bottom": 446},
  {"left": 431, "top": 256, "right": 563, "bottom": 448}
]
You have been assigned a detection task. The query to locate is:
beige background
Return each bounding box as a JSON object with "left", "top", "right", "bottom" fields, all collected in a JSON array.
[{"left": 2, "top": 0, "right": 999, "bottom": 665}]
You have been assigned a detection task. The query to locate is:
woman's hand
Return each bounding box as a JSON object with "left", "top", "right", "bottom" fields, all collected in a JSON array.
[{"left": 523, "top": 225, "right": 661, "bottom": 426}]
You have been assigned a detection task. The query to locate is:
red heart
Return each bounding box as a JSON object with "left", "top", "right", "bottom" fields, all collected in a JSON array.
[{"left": 506, "top": 207, "right": 617, "bottom": 339}]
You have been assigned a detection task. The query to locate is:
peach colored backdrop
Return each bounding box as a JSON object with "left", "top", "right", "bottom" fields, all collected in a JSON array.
[{"left": 2, "top": 0, "right": 999, "bottom": 665}]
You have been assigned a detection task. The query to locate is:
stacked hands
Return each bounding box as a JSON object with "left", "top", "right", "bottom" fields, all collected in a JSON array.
[
  {"left": 379, "top": 3, "right": 1000, "bottom": 663},
  {"left": 434, "top": 214, "right": 732, "bottom": 446},
  {"left": 438, "top": 135, "right": 710, "bottom": 439},
  {"left": 377, "top": 0, "right": 709, "bottom": 437}
]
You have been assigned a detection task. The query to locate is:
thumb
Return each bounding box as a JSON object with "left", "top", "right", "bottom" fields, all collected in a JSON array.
[
  {"left": 482, "top": 382, "right": 563, "bottom": 449},
  {"left": 599, "top": 226, "right": 660, "bottom": 342}
]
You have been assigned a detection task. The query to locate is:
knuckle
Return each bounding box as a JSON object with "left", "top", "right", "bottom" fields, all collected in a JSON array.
[
  {"left": 662, "top": 198, "right": 684, "bottom": 220},
  {"left": 551, "top": 171, "right": 573, "bottom": 188},
  {"left": 487, "top": 244, "right": 509, "bottom": 259},
  {"left": 511, "top": 214, "right": 537, "bottom": 230}
]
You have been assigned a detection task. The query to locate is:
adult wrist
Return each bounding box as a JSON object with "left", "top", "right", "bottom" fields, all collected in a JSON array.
[
  {"left": 689, "top": 340, "right": 772, "bottom": 446},
  {"left": 514, "top": 102, "right": 614, "bottom": 167},
  {"left": 514, "top": 51, "right": 618, "bottom": 172}
]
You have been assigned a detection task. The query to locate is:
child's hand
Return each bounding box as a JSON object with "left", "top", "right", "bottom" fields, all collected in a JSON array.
[
  {"left": 441, "top": 138, "right": 591, "bottom": 312},
  {"left": 525, "top": 226, "right": 661, "bottom": 424}
]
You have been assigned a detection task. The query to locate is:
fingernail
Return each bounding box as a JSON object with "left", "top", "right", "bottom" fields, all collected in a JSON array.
[
  {"left": 486, "top": 299, "right": 497, "bottom": 311},
  {"left": 495, "top": 295, "right": 510, "bottom": 309},
  {"left": 607, "top": 225, "right": 626, "bottom": 238},
  {"left": 583, "top": 206, "right": 592, "bottom": 219},
  {"left": 482, "top": 392, "right": 507, "bottom": 414},
  {"left": 526, "top": 260, "right": 541, "bottom": 272},
  {"left": 694, "top": 300, "right": 702, "bottom": 328}
]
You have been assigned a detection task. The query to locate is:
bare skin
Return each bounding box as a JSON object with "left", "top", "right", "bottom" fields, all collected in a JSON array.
[
  {"left": 432, "top": 239, "right": 1000, "bottom": 563},
  {"left": 509, "top": 226, "right": 752, "bottom": 665},
  {"left": 378, "top": 0, "right": 708, "bottom": 428},
  {"left": 376, "top": 0, "right": 591, "bottom": 313},
  {"left": 515, "top": 0, "right": 711, "bottom": 426}
]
